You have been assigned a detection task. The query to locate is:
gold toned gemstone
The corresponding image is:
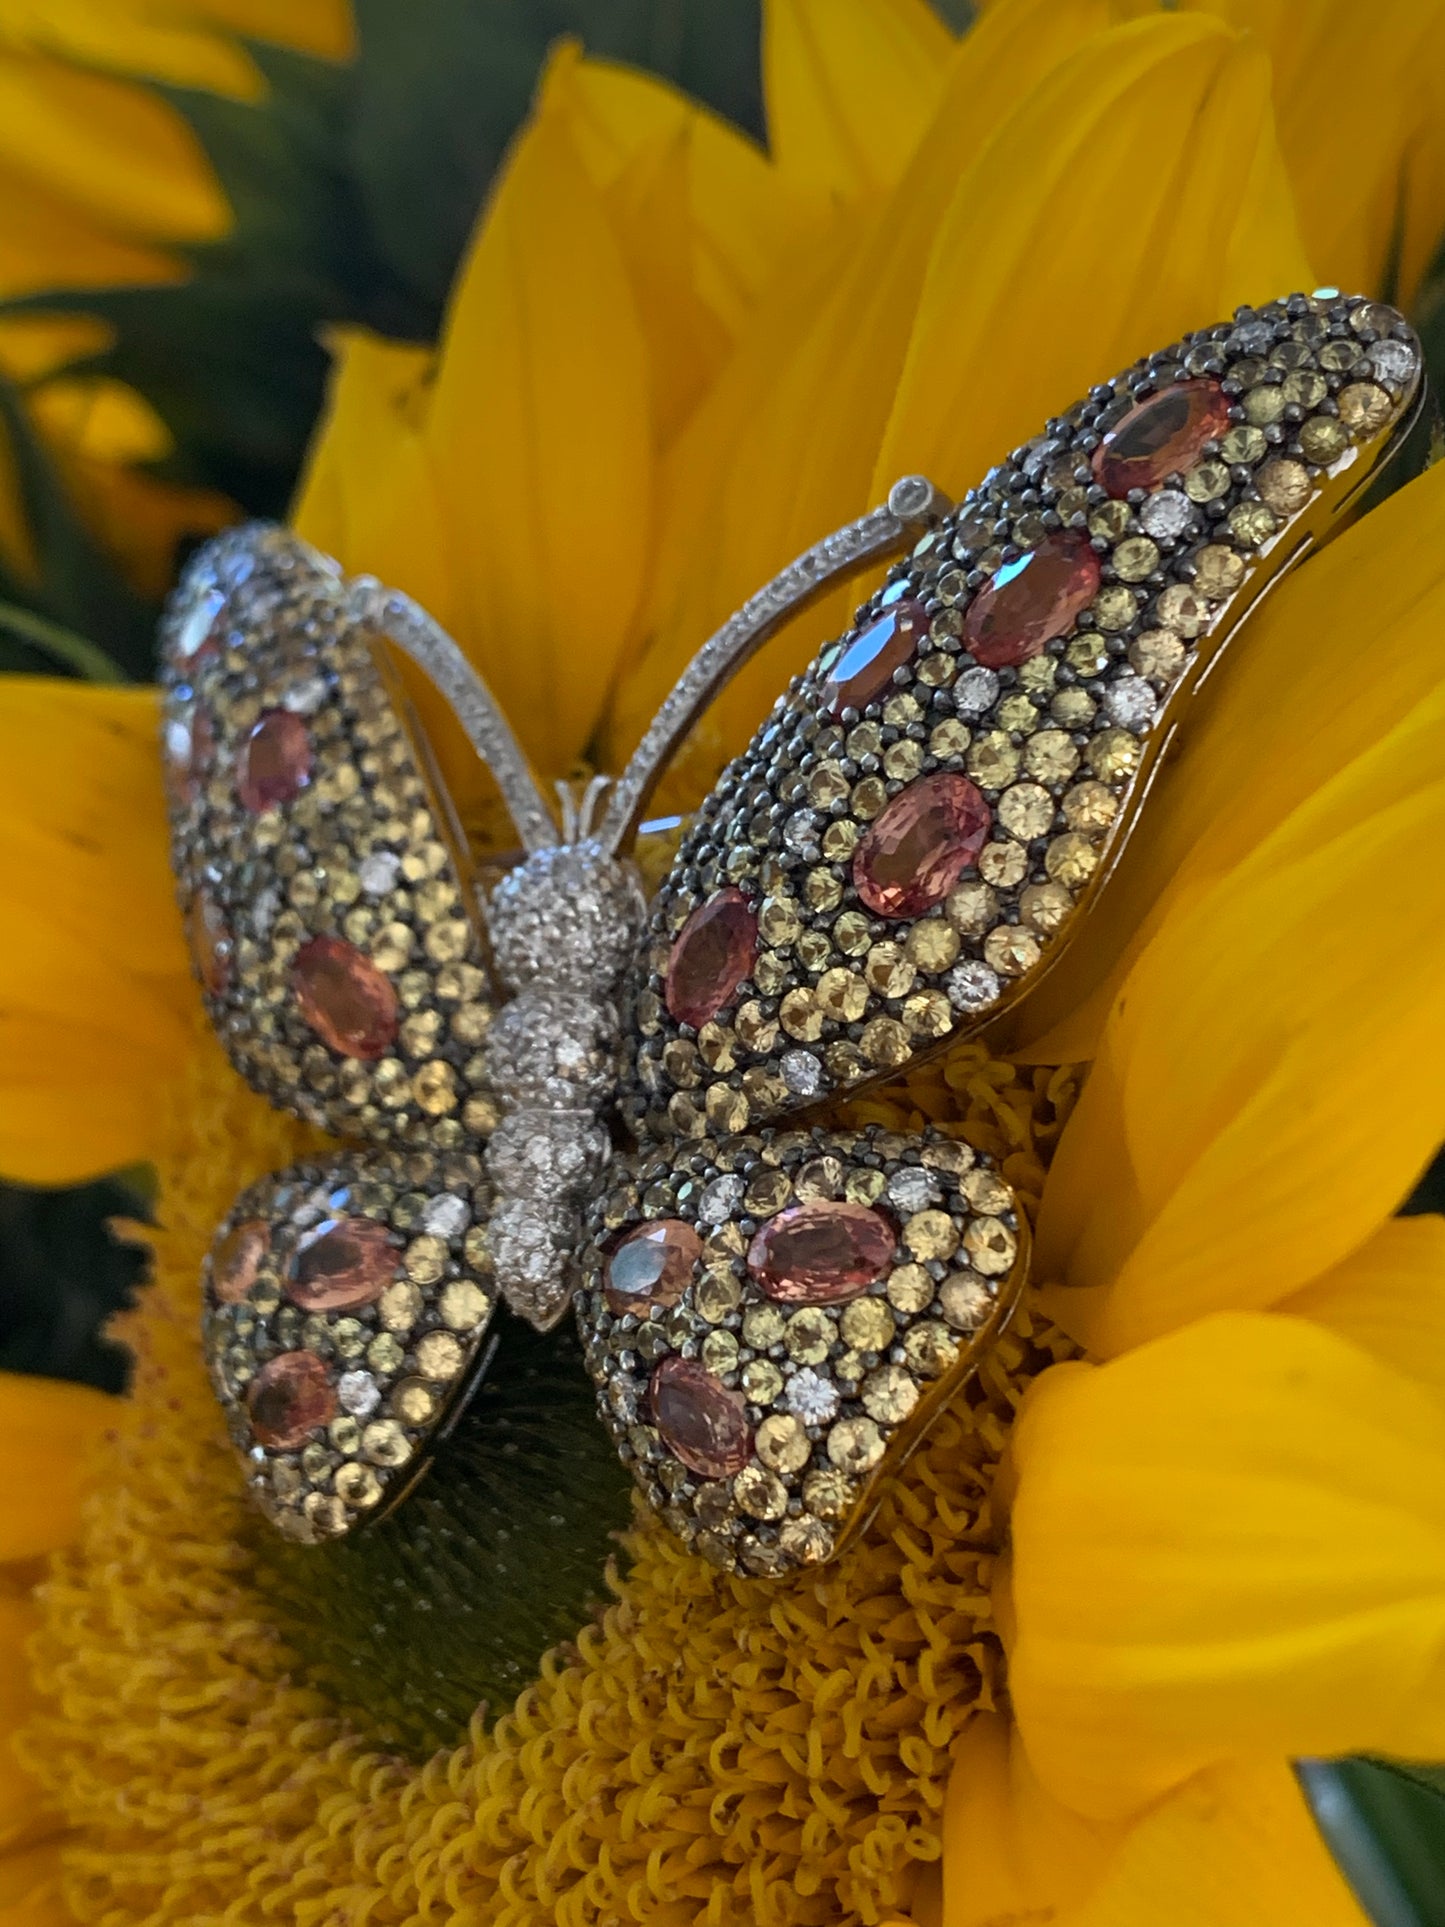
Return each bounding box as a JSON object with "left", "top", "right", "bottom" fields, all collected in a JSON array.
[
  {"left": 1051, "top": 686, "right": 1096, "bottom": 728},
  {"left": 741, "top": 1066, "right": 787, "bottom": 1112},
  {"left": 368, "top": 1331, "right": 403, "bottom": 1374},
  {"left": 939, "top": 1271, "right": 995, "bottom": 1331},
  {"left": 903, "top": 1209, "right": 959, "bottom": 1261},
  {"left": 995, "top": 694, "right": 1040, "bottom": 735},
  {"left": 803, "top": 1466, "right": 857, "bottom": 1519},
  {"left": 663, "top": 1038, "right": 701, "bottom": 1088},
  {"left": 334, "top": 1461, "right": 382, "bottom": 1509},
  {"left": 1129, "top": 628, "right": 1187, "bottom": 685},
  {"left": 905, "top": 919, "right": 959, "bottom": 972},
  {"left": 807, "top": 763, "right": 849, "bottom": 808},
  {"left": 1087, "top": 500, "right": 1131, "bottom": 540},
  {"left": 1184, "top": 459, "right": 1230, "bottom": 502},
  {"left": 755, "top": 1413, "right": 810, "bottom": 1474},
  {"left": 1018, "top": 655, "right": 1057, "bottom": 694},
  {"left": 1193, "top": 544, "right": 1245, "bottom": 597},
  {"left": 843, "top": 1166, "right": 887, "bottom": 1205},
  {"left": 362, "top": 1419, "right": 412, "bottom": 1468},
  {"left": 740, "top": 1358, "right": 783, "bottom": 1403},
  {"left": 392, "top": 1378, "right": 438, "bottom": 1424},
  {"left": 778, "top": 1516, "right": 833, "bottom": 1563},
  {"left": 850, "top": 775, "right": 888, "bottom": 822},
  {"left": 1062, "top": 780, "right": 1118, "bottom": 831},
  {"left": 841, "top": 1296, "right": 895, "bottom": 1353},
  {"left": 706, "top": 1085, "right": 751, "bottom": 1134},
  {"left": 1086, "top": 728, "right": 1141, "bottom": 780},
  {"left": 804, "top": 868, "right": 843, "bottom": 912},
  {"left": 404, "top": 1234, "right": 447, "bottom": 1284},
  {"left": 978, "top": 840, "right": 1028, "bottom": 887},
  {"left": 733, "top": 1463, "right": 788, "bottom": 1521},
  {"left": 902, "top": 1321, "right": 956, "bottom": 1377},
  {"left": 1228, "top": 500, "right": 1276, "bottom": 547},
  {"left": 462, "top": 1094, "right": 500, "bottom": 1135},
  {"left": 1337, "top": 382, "right": 1391, "bottom": 435},
  {"left": 1045, "top": 832, "right": 1100, "bottom": 888},
  {"left": 463, "top": 1225, "right": 492, "bottom": 1270},
  {"left": 1299, "top": 415, "right": 1348, "bottom": 464},
  {"left": 415, "top": 1329, "right": 464, "bottom": 1379},
  {"left": 794, "top": 1156, "right": 843, "bottom": 1202},
  {"left": 886, "top": 1263, "right": 935, "bottom": 1315},
  {"left": 424, "top": 920, "right": 470, "bottom": 965},
  {"left": 816, "top": 966, "right": 869, "bottom": 1022},
  {"left": 1064, "top": 633, "right": 1108, "bottom": 676},
  {"left": 881, "top": 692, "right": 922, "bottom": 728},
  {"left": 744, "top": 1168, "right": 793, "bottom": 1216},
  {"left": 1020, "top": 880, "right": 1072, "bottom": 933},
  {"left": 758, "top": 897, "right": 802, "bottom": 947},
  {"left": 379, "top": 1279, "right": 423, "bottom": 1332},
  {"left": 698, "top": 1022, "right": 737, "bottom": 1071},
  {"left": 400, "top": 1009, "right": 443, "bottom": 1057},
  {"left": 439, "top": 1279, "right": 488, "bottom": 1329},
  {"left": 883, "top": 739, "right": 925, "bottom": 783},
  {"left": 963, "top": 1215, "right": 1019, "bottom": 1275},
  {"left": 1092, "top": 586, "right": 1136, "bottom": 633},
  {"left": 847, "top": 721, "right": 883, "bottom": 759},
  {"left": 371, "top": 920, "right": 414, "bottom": 972},
  {"left": 702, "top": 1329, "right": 740, "bottom": 1376},
  {"left": 329, "top": 1415, "right": 362, "bottom": 1455},
  {"left": 917, "top": 652, "right": 954, "bottom": 688},
  {"left": 695, "top": 1271, "right": 741, "bottom": 1322},
  {"left": 779, "top": 988, "right": 824, "bottom": 1042},
  {"left": 667, "top": 1091, "right": 705, "bottom": 1138},
  {"left": 945, "top": 880, "right": 997, "bottom": 936},
  {"left": 929, "top": 717, "right": 971, "bottom": 759},
  {"left": 997, "top": 782, "right": 1054, "bottom": 840},
  {"left": 1241, "top": 386, "right": 1284, "bottom": 427},
  {"left": 411, "top": 1060, "right": 458, "bottom": 1114},
  {"left": 736, "top": 1001, "right": 779, "bottom": 1052},
  {"left": 864, "top": 941, "right": 915, "bottom": 998},
  {"left": 1256, "top": 458, "right": 1312, "bottom": 513},
  {"left": 861, "top": 1363, "right": 919, "bottom": 1425},
  {"left": 826, "top": 1416, "right": 884, "bottom": 1473},
  {"left": 784, "top": 1307, "right": 833, "bottom": 1365},
  {"left": 436, "top": 961, "right": 487, "bottom": 1002},
  {"left": 1022, "top": 729, "right": 1078, "bottom": 783},
  {"left": 822, "top": 819, "right": 860, "bottom": 861},
  {"left": 967, "top": 730, "right": 1019, "bottom": 789},
  {"left": 860, "top": 1017, "right": 910, "bottom": 1069},
  {"left": 962, "top": 1167, "right": 1012, "bottom": 1214},
  {"left": 1282, "top": 369, "right": 1327, "bottom": 410},
  {"left": 834, "top": 910, "right": 871, "bottom": 956},
  {"left": 1112, "top": 537, "right": 1159, "bottom": 582},
  {"left": 902, "top": 989, "right": 951, "bottom": 1037},
  {"left": 984, "top": 925, "right": 1042, "bottom": 976},
  {"left": 742, "top": 1303, "right": 786, "bottom": 1350}
]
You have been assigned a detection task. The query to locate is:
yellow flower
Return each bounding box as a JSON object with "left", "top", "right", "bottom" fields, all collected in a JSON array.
[{"left": 4, "top": 3, "right": 1445, "bottom": 1923}]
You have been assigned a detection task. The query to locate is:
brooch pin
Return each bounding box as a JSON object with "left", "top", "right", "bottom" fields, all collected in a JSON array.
[{"left": 161, "top": 290, "right": 1424, "bottom": 1574}]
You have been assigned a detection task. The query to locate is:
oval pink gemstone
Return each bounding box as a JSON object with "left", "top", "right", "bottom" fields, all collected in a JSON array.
[
  {"left": 212, "top": 1219, "right": 270, "bottom": 1304},
  {"left": 747, "top": 1200, "right": 895, "bottom": 1305},
  {"left": 821, "top": 599, "right": 928, "bottom": 715},
  {"left": 1092, "top": 379, "right": 1232, "bottom": 497},
  {"left": 287, "top": 1216, "right": 397, "bottom": 1311},
  {"left": 961, "top": 532, "right": 1101, "bottom": 669},
  {"left": 247, "top": 1351, "right": 336, "bottom": 1449},
  {"left": 605, "top": 1220, "right": 702, "bottom": 1315},
  {"left": 292, "top": 935, "right": 398, "bottom": 1058},
  {"left": 665, "top": 889, "right": 758, "bottom": 1029},
  {"left": 650, "top": 1355, "right": 752, "bottom": 1479},
  {"left": 187, "top": 890, "right": 231, "bottom": 996},
  {"left": 853, "top": 772, "right": 991, "bottom": 919},
  {"left": 237, "top": 708, "right": 313, "bottom": 813}
]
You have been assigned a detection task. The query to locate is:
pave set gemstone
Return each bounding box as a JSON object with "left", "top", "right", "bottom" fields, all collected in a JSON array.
[
  {"left": 158, "top": 525, "right": 497, "bottom": 1148},
  {"left": 202, "top": 1146, "right": 497, "bottom": 1541},
  {"left": 580, "top": 1122, "right": 1026, "bottom": 1576},
  {"left": 625, "top": 294, "right": 1420, "bottom": 1145}
]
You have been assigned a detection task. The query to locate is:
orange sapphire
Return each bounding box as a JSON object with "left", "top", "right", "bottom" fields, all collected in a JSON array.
[
  {"left": 853, "top": 772, "right": 990, "bottom": 918},
  {"left": 961, "top": 532, "right": 1100, "bottom": 669},
  {"left": 1092, "top": 379, "right": 1232, "bottom": 497}
]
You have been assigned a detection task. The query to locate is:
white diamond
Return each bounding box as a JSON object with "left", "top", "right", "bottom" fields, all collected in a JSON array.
[
  {"left": 282, "top": 675, "right": 328, "bottom": 714},
  {"left": 1227, "top": 320, "right": 1273, "bottom": 356},
  {"left": 700, "top": 1175, "right": 745, "bottom": 1224},
  {"left": 888, "top": 1167, "right": 941, "bottom": 1213},
  {"left": 1102, "top": 675, "right": 1158, "bottom": 730},
  {"left": 358, "top": 850, "right": 401, "bottom": 896},
  {"left": 783, "top": 810, "right": 818, "bottom": 852},
  {"left": 1368, "top": 339, "right": 1417, "bottom": 390},
  {"left": 946, "top": 961, "right": 1001, "bottom": 1012},
  {"left": 421, "top": 1193, "right": 469, "bottom": 1239},
  {"left": 783, "top": 1368, "right": 839, "bottom": 1424},
  {"left": 1138, "top": 490, "right": 1195, "bottom": 541},
  {"left": 781, "top": 1050, "right": 824, "bottom": 1096},
  {"left": 953, "top": 666, "right": 1000, "bottom": 716},
  {"left": 174, "top": 586, "right": 225, "bottom": 657},
  {"left": 337, "top": 1371, "right": 381, "bottom": 1417}
]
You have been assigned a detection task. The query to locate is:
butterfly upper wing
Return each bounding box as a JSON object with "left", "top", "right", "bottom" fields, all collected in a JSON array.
[
  {"left": 159, "top": 524, "right": 500, "bottom": 1150},
  {"left": 617, "top": 293, "right": 1424, "bottom": 1142}
]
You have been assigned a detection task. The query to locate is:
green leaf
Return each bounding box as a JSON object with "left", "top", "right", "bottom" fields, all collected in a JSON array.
[
  {"left": 0, "top": 1173, "right": 151, "bottom": 1393},
  {"left": 0, "top": 599, "right": 126, "bottom": 681},
  {"left": 254, "top": 1310, "right": 633, "bottom": 1755},
  {"left": 1299, "top": 1758, "right": 1445, "bottom": 1927}
]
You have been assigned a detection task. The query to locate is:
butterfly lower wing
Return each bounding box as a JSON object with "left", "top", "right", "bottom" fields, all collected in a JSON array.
[
  {"left": 160, "top": 524, "right": 499, "bottom": 1150},
  {"left": 206, "top": 1145, "right": 497, "bottom": 1540},
  {"left": 618, "top": 293, "right": 1424, "bottom": 1141},
  {"left": 575, "top": 1123, "right": 1027, "bottom": 1576}
]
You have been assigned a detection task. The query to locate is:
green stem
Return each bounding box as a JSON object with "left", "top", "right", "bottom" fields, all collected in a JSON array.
[{"left": 0, "top": 599, "right": 128, "bottom": 683}]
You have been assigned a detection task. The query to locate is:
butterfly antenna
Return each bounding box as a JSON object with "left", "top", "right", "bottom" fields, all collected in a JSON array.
[{"left": 598, "top": 476, "right": 952, "bottom": 856}]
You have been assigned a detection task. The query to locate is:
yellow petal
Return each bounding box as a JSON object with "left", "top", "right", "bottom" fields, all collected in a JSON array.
[
  {"left": 1284, "top": 1214, "right": 1445, "bottom": 1399},
  {"left": 1008, "top": 1315, "right": 1445, "bottom": 1820},
  {"left": 874, "top": 12, "right": 1311, "bottom": 504},
  {"left": 0, "top": 679, "right": 193, "bottom": 1182},
  {"left": 0, "top": 1836, "right": 68, "bottom": 1924},
  {"left": 1038, "top": 683, "right": 1445, "bottom": 1355},
  {"left": 763, "top": 0, "right": 955, "bottom": 203},
  {"left": 1012, "top": 435, "right": 1445, "bottom": 1067},
  {"left": 0, "top": 1373, "right": 114, "bottom": 1563}
]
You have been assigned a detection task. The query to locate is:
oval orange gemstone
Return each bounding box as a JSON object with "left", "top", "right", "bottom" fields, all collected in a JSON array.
[
  {"left": 237, "top": 708, "right": 312, "bottom": 813},
  {"left": 292, "top": 935, "right": 398, "bottom": 1058},
  {"left": 187, "top": 890, "right": 231, "bottom": 996},
  {"left": 212, "top": 1219, "right": 270, "bottom": 1303},
  {"left": 853, "top": 772, "right": 990, "bottom": 919},
  {"left": 665, "top": 889, "right": 758, "bottom": 1029},
  {"left": 747, "top": 1200, "right": 895, "bottom": 1304},
  {"left": 961, "top": 532, "right": 1100, "bottom": 669},
  {"left": 1092, "top": 379, "right": 1231, "bottom": 497},
  {"left": 821, "top": 599, "right": 928, "bottom": 715},
  {"left": 605, "top": 1220, "right": 702, "bottom": 1315},
  {"left": 650, "top": 1355, "right": 752, "bottom": 1478},
  {"left": 287, "top": 1216, "right": 397, "bottom": 1311},
  {"left": 247, "top": 1351, "right": 336, "bottom": 1449}
]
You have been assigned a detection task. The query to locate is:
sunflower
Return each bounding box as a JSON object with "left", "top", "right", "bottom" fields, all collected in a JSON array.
[{"left": 5, "top": 3, "right": 1445, "bottom": 1924}]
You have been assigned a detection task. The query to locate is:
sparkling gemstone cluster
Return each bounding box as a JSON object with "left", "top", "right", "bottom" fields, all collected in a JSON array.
[
  {"left": 622, "top": 293, "right": 1420, "bottom": 1142},
  {"left": 577, "top": 1122, "right": 1025, "bottom": 1575},
  {"left": 159, "top": 526, "right": 498, "bottom": 1148},
  {"left": 204, "top": 1147, "right": 496, "bottom": 1541}
]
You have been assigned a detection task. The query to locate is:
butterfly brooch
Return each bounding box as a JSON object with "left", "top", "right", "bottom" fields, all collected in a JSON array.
[{"left": 161, "top": 290, "right": 1424, "bottom": 1575}]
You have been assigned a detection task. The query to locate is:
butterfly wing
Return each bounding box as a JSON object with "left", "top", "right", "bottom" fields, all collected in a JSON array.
[
  {"left": 617, "top": 292, "right": 1424, "bottom": 1143},
  {"left": 159, "top": 524, "right": 500, "bottom": 1149}
]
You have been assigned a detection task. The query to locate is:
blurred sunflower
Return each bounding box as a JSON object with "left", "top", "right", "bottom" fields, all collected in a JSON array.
[{"left": 4, "top": 3, "right": 1445, "bottom": 1925}]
